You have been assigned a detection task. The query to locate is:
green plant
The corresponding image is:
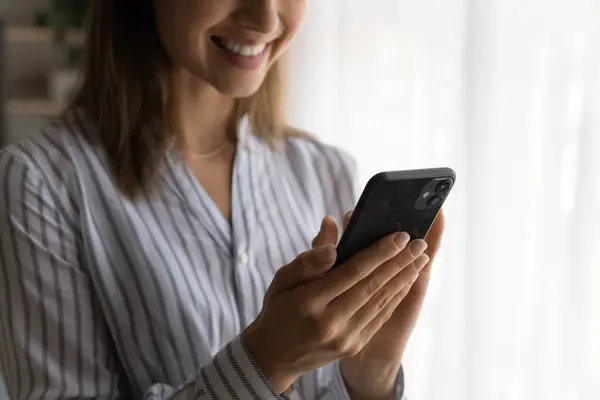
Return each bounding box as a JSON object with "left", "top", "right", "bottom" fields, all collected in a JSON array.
[{"left": 34, "top": 0, "right": 88, "bottom": 68}]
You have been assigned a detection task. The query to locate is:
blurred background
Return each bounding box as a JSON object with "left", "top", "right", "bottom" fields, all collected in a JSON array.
[{"left": 1, "top": 0, "right": 599, "bottom": 399}]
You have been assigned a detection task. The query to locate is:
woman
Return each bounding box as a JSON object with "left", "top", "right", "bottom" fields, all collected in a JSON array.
[{"left": 0, "top": 1, "right": 445, "bottom": 399}]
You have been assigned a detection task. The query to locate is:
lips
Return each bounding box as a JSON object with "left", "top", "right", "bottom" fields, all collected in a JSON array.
[{"left": 210, "top": 36, "right": 268, "bottom": 57}]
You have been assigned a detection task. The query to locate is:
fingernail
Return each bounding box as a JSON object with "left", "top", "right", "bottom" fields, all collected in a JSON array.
[
  {"left": 393, "top": 232, "right": 410, "bottom": 248},
  {"left": 410, "top": 240, "right": 428, "bottom": 255},
  {"left": 414, "top": 254, "right": 430, "bottom": 272},
  {"left": 315, "top": 244, "right": 336, "bottom": 263}
]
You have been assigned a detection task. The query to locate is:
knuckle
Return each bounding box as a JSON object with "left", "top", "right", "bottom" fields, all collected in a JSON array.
[
  {"left": 311, "top": 237, "right": 319, "bottom": 248},
  {"left": 401, "top": 262, "right": 420, "bottom": 280},
  {"left": 298, "top": 250, "right": 314, "bottom": 264},
  {"left": 345, "top": 343, "right": 363, "bottom": 357},
  {"left": 381, "top": 302, "right": 397, "bottom": 321},
  {"left": 302, "top": 297, "right": 323, "bottom": 316},
  {"left": 374, "top": 291, "right": 391, "bottom": 312},
  {"left": 294, "top": 296, "right": 315, "bottom": 315},
  {"left": 402, "top": 261, "right": 419, "bottom": 277},
  {"left": 331, "top": 335, "right": 357, "bottom": 355},
  {"left": 287, "top": 253, "right": 307, "bottom": 270},
  {"left": 306, "top": 315, "right": 323, "bottom": 337},
  {"left": 394, "top": 253, "right": 410, "bottom": 270},
  {"left": 348, "top": 262, "right": 365, "bottom": 280},
  {"left": 311, "top": 318, "right": 338, "bottom": 343},
  {"left": 410, "top": 270, "right": 420, "bottom": 282},
  {"left": 364, "top": 277, "right": 382, "bottom": 298},
  {"left": 393, "top": 286, "right": 411, "bottom": 305},
  {"left": 378, "top": 236, "right": 396, "bottom": 254}
]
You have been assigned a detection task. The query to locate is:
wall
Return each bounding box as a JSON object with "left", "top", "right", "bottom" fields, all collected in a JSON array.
[{"left": 2, "top": 0, "right": 64, "bottom": 145}]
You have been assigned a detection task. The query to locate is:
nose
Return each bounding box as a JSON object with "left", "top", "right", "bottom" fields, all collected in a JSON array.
[{"left": 235, "top": 0, "right": 280, "bottom": 35}]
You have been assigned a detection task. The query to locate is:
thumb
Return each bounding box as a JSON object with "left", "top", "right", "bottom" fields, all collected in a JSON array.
[
  {"left": 267, "top": 245, "right": 337, "bottom": 296},
  {"left": 424, "top": 210, "right": 445, "bottom": 260},
  {"left": 311, "top": 216, "right": 339, "bottom": 248}
]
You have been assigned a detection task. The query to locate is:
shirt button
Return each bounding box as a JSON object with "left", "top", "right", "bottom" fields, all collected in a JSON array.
[{"left": 238, "top": 252, "right": 249, "bottom": 265}]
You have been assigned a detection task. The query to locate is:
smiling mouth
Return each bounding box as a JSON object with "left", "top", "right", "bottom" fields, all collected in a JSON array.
[{"left": 210, "top": 36, "right": 269, "bottom": 57}]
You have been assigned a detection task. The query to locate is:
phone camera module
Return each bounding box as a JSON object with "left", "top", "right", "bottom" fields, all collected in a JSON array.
[
  {"left": 435, "top": 180, "right": 452, "bottom": 193},
  {"left": 427, "top": 196, "right": 444, "bottom": 208}
]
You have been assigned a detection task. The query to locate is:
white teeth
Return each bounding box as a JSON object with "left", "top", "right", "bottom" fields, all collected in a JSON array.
[
  {"left": 241, "top": 47, "right": 252, "bottom": 57},
  {"left": 221, "top": 38, "right": 266, "bottom": 57}
]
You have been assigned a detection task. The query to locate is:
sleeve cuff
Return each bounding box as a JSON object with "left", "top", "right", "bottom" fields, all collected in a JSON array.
[
  {"left": 397, "top": 365, "right": 406, "bottom": 399},
  {"left": 193, "top": 334, "right": 301, "bottom": 400},
  {"left": 328, "top": 361, "right": 406, "bottom": 400},
  {"left": 327, "top": 360, "right": 351, "bottom": 400}
]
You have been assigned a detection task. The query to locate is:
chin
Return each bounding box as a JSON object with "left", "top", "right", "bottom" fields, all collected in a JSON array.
[{"left": 212, "top": 76, "right": 266, "bottom": 98}]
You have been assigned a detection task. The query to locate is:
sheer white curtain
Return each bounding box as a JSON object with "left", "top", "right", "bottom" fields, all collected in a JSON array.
[{"left": 286, "top": 0, "right": 600, "bottom": 399}]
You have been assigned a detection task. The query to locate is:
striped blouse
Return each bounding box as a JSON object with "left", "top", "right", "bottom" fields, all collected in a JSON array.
[{"left": 0, "top": 112, "right": 404, "bottom": 400}]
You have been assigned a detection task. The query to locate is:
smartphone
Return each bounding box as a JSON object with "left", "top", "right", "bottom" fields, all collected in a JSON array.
[{"left": 334, "top": 168, "right": 456, "bottom": 267}]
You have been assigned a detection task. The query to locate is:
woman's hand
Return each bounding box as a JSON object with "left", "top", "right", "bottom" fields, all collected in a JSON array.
[
  {"left": 334, "top": 211, "right": 446, "bottom": 400},
  {"left": 243, "top": 217, "right": 429, "bottom": 394}
]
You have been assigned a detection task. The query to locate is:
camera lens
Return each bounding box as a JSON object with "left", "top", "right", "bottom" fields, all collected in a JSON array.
[
  {"left": 435, "top": 180, "right": 452, "bottom": 193},
  {"left": 428, "top": 196, "right": 443, "bottom": 208}
]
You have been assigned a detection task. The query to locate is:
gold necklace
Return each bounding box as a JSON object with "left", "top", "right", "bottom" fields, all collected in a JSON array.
[
  {"left": 169, "top": 137, "right": 233, "bottom": 160},
  {"left": 188, "top": 140, "right": 232, "bottom": 160}
]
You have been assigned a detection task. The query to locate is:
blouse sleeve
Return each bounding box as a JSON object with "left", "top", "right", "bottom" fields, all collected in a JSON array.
[{"left": 0, "top": 149, "right": 125, "bottom": 399}]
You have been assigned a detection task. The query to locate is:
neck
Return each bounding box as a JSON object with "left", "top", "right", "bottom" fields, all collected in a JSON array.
[{"left": 169, "top": 69, "right": 237, "bottom": 155}]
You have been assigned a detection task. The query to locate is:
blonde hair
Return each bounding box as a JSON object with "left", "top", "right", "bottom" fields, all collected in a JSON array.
[{"left": 69, "top": 0, "right": 300, "bottom": 197}]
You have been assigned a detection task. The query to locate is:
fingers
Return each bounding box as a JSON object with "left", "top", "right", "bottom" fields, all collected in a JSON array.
[
  {"left": 268, "top": 245, "right": 337, "bottom": 296},
  {"left": 312, "top": 232, "right": 410, "bottom": 302},
  {"left": 415, "top": 210, "right": 445, "bottom": 290},
  {"left": 424, "top": 210, "right": 445, "bottom": 259},
  {"left": 343, "top": 211, "right": 353, "bottom": 231},
  {"left": 347, "top": 253, "right": 429, "bottom": 330},
  {"left": 312, "top": 216, "right": 339, "bottom": 248},
  {"left": 328, "top": 239, "right": 429, "bottom": 318},
  {"left": 311, "top": 211, "right": 352, "bottom": 250},
  {"left": 355, "top": 281, "right": 414, "bottom": 345}
]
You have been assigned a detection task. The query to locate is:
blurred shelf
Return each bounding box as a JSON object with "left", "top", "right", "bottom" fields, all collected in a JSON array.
[
  {"left": 8, "top": 99, "right": 65, "bottom": 117},
  {"left": 6, "top": 26, "right": 84, "bottom": 45}
]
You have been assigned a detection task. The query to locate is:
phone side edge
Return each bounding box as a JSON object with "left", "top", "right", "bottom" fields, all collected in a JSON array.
[{"left": 377, "top": 167, "right": 456, "bottom": 182}]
